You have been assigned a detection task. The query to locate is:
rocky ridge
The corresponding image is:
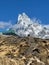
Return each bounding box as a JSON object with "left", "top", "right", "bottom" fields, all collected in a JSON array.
[{"left": 0, "top": 35, "right": 49, "bottom": 65}]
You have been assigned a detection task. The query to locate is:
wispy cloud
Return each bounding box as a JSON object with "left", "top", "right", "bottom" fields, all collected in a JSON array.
[{"left": 0, "top": 21, "right": 12, "bottom": 30}]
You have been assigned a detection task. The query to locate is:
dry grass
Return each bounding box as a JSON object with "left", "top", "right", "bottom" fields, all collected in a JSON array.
[{"left": 0, "top": 35, "right": 49, "bottom": 65}]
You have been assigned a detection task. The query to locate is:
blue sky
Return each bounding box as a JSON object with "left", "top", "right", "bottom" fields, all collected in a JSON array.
[{"left": 0, "top": 0, "right": 49, "bottom": 31}]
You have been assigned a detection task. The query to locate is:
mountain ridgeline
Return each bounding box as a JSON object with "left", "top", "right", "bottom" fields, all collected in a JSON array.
[
  {"left": 0, "top": 35, "right": 49, "bottom": 65},
  {"left": 2, "top": 13, "right": 49, "bottom": 39},
  {"left": 0, "top": 13, "right": 49, "bottom": 65}
]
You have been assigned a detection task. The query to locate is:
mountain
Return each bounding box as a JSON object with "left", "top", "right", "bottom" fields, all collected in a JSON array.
[
  {"left": 1, "top": 13, "right": 49, "bottom": 39},
  {"left": 0, "top": 35, "right": 49, "bottom": 65},
  {"left": 0, "top": 13, "right": 49, "bottom": 65},
  {"left": 8, "top": 13, "right": 49, "bottom": 39}
]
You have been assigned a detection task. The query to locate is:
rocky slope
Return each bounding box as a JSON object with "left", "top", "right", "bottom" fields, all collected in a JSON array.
[{"left": 0, "top": 35, "right": 49, "bottom": 65}]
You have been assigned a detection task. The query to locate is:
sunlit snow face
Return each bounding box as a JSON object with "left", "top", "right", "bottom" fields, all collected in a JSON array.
[{"left": 7, "top": 13, "right": 49, "bottom": 39}]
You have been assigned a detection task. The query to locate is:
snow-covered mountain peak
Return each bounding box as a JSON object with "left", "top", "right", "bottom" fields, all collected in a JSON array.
[
  {"left": 8, "top": 13, "right": 49, "bottom": 39},
  {"left": 18, "top": 13, "right": 33, "bottom": 25},
  {"left": 18, "top": 13, "right": 30, "bottom": 22}
]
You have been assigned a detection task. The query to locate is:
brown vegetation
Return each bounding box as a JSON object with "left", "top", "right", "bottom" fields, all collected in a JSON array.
[{"left": 0, "top": 35, "right": 49, "bottom": 65}]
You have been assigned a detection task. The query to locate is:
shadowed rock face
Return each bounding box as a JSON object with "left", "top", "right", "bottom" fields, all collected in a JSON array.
[{"left": 0, "top": 35, "right": 49, "bottom": 65}]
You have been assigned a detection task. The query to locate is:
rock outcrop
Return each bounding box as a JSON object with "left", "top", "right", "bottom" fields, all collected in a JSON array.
[{"left": 0, "top": 35, "right": 49, "bottom": 65}]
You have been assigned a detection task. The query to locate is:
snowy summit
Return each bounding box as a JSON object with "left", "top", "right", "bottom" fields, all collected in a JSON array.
[{"left": 8, "top": 13, "right": 49, "bottom": 39}]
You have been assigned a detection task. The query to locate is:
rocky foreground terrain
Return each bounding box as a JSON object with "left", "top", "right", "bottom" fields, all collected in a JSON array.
[{"left": 0, "top": 35, "right": 49, "bottom": 65}]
